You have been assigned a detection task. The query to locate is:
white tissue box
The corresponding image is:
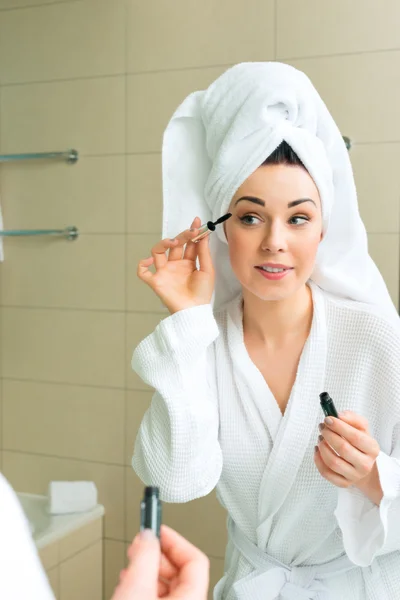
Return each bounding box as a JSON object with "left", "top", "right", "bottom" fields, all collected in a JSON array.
[{"left": 47, "top": 481, "right": 98, "bottom": 515}]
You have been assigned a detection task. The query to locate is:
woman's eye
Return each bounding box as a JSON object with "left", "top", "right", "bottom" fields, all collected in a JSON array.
[
  {"left": 289, "top": 215, "right": 310, "bottom": 225},
  {"left": 239, "top": 215, "right": 261, "bottom": 225}
]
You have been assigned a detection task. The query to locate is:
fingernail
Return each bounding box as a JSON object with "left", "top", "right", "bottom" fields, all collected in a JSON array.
[
  {"left": 324, "top": 417, "right": 333, "bottom": 425},
  {"left": 170, "top": 238, "right": 176, "bottom": 242},
  {"left": 139, "top": 529, "right": 156, "bottom": 541},
  {"left": 190, "top": 228, "right": 195, "bottom": 232},
  {"left": 338, "top": 411, "right": 345, "bottom": 418},
  {"left": 318, "top": 423, "right": 325, "bottom": 431},
  {"left": 314, "top": 445, "right": 319, "bottom": 452},
  {"left": 318, "top": 435, "right": 324, "bottom": 443}
]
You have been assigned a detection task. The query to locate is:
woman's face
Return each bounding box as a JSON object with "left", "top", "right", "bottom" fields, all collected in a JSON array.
[{"left": 224, "top": 164, "right": 323, "bottom": 302}]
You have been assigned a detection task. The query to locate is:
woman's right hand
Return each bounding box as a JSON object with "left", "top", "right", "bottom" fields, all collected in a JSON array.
[
  {"left": 113, "top": 525, "right": 209, "bottom": 600},
  {"left": 137, "top": 217, "right": 215, "bottom": 314}
]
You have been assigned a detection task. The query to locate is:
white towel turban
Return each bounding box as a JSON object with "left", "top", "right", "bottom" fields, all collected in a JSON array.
[{"left": 162, "top": 62, "right": 398, "bottom": 323}]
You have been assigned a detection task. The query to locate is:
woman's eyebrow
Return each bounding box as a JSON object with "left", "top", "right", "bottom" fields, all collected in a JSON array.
[
  {"left": 288, "top": 198, "right": 316, "bottom": 208},
  {"left": 234, "top": 196, "right": 265, "bottom": 207},
  {"left": 234, "top": 196, "right": 316, "bottom": 208}
]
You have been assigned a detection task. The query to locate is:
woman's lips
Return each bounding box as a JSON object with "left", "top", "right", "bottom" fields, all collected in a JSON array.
[{"left": 255, "top": 265, "right": 293, "bottom": 281}]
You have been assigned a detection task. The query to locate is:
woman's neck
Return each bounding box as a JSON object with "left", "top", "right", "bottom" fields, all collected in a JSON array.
[{"left": 242, "top": 284, "right": 313, "bottom": 348}]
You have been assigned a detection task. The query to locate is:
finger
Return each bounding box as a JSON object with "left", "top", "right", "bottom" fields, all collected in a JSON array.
[
  {"left": 337, "top": 410, "right": 369, "bottom": 432},
  {"left": 183, "top": 217, "right": 202, "bottom": 261},
  {"left": 318, "top": 437, "right": 358, "bottom": 481},
  {"left": 168, "top": 244, "right": 184, "bottom": 261},
  {"left": 158, "top": 577, "right": 170, "bottom": 597},
  {"left": 137, "top": 257, "right": 155, "bottom": 283},
  {"left": 323, "top": 416, "right": 379, "bottom": 456},
  {"left": 160, "top": 525, "right": 209, "bottom": 599},
  {"left": 196, "top": 231, "right": 214, "bottom": 275},
  {"left": 117, "top": 530, "right": 160, "bottom": 599},
  {"left": 119, "top": 568, "right": 127, "bottom": 582},
  {"left": 314, "top": 446, "right": 351, "bottom": 488},
  {"left": 319, "top": 426, "right": 375, "bottom": 475},
  {"left": 151, "top": 238, "right": 179, "bottom": 269},
  {"left": 159, "top": 551, "right": 179, "bottom": 580}
]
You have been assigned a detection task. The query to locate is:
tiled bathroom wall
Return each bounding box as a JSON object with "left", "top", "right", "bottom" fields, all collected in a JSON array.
[{"left": 0, "top": 1, "right": 399, "bottom": 598}]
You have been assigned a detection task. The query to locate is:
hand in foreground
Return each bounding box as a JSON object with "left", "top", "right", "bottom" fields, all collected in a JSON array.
[
  {"left": 314, "top": 410, "right": 383, "bottom": 505},
  {"left": 112, "top": 525, "right": 209, "bottom": 600},
  {"left": 137, "top": 217, "right": 215, "bottom": 315}
]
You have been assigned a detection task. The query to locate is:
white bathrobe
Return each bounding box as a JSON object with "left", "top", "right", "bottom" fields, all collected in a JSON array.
[
  {"left": 132, "top": 282, "right": 400, "bottom": 600},
  {"left": 0, "top": 473, "right": 55, "bottom": 599}
]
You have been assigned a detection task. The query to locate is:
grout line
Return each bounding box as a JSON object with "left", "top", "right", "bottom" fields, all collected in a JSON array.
[
  {"left": 277, "top": 45, "right": 400, "bottom": 63},
  {"left": 1, "top": 304, "right": 167, "bottom": 316},
  {"left": 123, "top": 0, "right": 129, "bottom": 556},
  {"left": 1, "top": 72, "right": 125, "bottom": 88},
  {"left": 1, "top": 376, "right": 128, "bottom": 391},
  {"left": 1, "top": 375, "right": 152, "bottom": 395},
  {"left": 398, "top": 195, "right": 400, "bottom": 314},
  {"left": 0, "top": 0, "right": 78, "bottom": 11},
  {"left": 1, "top": 48, "right": 400, "bottom": 89},
  {"left": 274, "top": 0, "right": 277, "bottom": 61},
  {"left": 2, "top": 43, "right": 400, "bottom": 88},
  {"left": 2, "top": 447, "right": 129, "bottom": 468},
  {"left": 0, "top": 81, "right": 3, "bottom": 460}
]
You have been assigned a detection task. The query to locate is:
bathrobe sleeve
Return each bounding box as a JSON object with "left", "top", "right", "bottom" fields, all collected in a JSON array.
[
  {"left": 334, "top": 318, "right": 400, "bottom": 567},
  {"left": 334, "top": 446, "right": 400, "bottom": 567},
  {"left": 0, "top": 474, "right": 55, "bottom": 600},
  {"left": 131, "top": 304, "right": 223, "bottom": 503}
]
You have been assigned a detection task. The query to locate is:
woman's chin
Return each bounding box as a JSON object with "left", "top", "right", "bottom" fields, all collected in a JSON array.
[{"left": 241, "top": 278, "right": 308, "bottom": 303}]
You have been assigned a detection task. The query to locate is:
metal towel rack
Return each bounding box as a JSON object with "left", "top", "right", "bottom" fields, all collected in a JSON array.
[
  {"left": 343, "top": 136, "right": 352, "bottom": 150},
  {"left": 0, "top": 149, "right": 79, "bottom": 241},
  {"left": 0, "top": 149, "right": 78, "bottom": 164},
  {"left": 0, "top": 227, "right": 78, "bottom": 240}
]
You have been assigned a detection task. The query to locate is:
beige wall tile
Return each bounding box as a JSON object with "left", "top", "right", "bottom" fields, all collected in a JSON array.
[
  {"left": 127, "top": 0, "right": 274, "bottom": 73},
  {"left": 209, "top": 557, "right": 225, "bottom": 600},
  {"left": 0, "top": 0, "right": 125, "bottom": 84},
  {"left": 126, "top": 312, "right": 166, "bottom": 390},
  {"left": 351, "top": 144, "right": 400, "bottom": 233},
  {"left": 104, "top": 540, "right": 126, "bottom": 600},
  {"left": 277, "top": 0, "right": 400, "bottom": 60},
  {"left": 39, "top": 541, "right": 59, "bottom": 571},
  {"left": 1, "top": 234, "right": 125, "bottom": 310},
  {"left": 126, "top": 467, "right": 227, "bottom": 557},
  {"left": 127, "top": 235, "right": 166, "bottom": 312},
  {"left": 162, "top": 492, "right": 227, "bottom": 559},
  {"left": 2, "top": 380, "right": 125, "bottom": 464},
  {"left": 0, "top": 156, "right": 125, "bottom": 233},
  {"left": 2, "top": 307, "right": 125, "bottom": 387},
  {"left": 45, "top": 566, "right": 59, "bottom": 599},
  {"left": 125, "top": 390, "right": 153, "bottom": 465},
  {"left": 127, "top": 154, "right": 162, "bottom": 234},
  {"left": 368, "top": 233, "right": 399, "bottom": 309},
  {"left": 3, "top": 452, "right": 125, "bottom": 539},
  {"left": 125, "top": 466, "right": 147, "bottom": 539},
  {"left": 127, "top": 67, "right": 227, "bottom": 154},
  {"left": 288, "top": 52, "right": 400, "bottom": 144},
  {"left": 1, "top": 77, "right": 125, "bottom": 155},
  {"left": 59, "top": 517, "right": 102, "bottom": 561},
  {"left": 59, "top": 540, "right": 102, "bottom": 600}
]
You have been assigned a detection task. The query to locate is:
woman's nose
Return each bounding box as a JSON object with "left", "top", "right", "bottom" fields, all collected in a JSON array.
[{"left": 261, "top": 222, "right": 287, "bottom": 253}]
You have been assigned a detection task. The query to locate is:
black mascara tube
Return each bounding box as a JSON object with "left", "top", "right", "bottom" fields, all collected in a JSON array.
[
  {"left": 319, "top": 392, "right": 339, "bottom": 418},
  {"left": 140, "top": 486, "right": 162, "bottom": 539}
]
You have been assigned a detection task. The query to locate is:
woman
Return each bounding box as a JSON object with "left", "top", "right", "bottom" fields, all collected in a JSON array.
[
  {"left": 131, "top": 62, "right": 400, "bottom": 599},
  {"left": 0, "top": 472, "right": 208, "bottom": 599}
]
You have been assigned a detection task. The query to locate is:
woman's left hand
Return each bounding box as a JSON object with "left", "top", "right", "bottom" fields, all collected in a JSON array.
[{"left": 314, "top": 410, "right": 383, "bottom": 504}]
